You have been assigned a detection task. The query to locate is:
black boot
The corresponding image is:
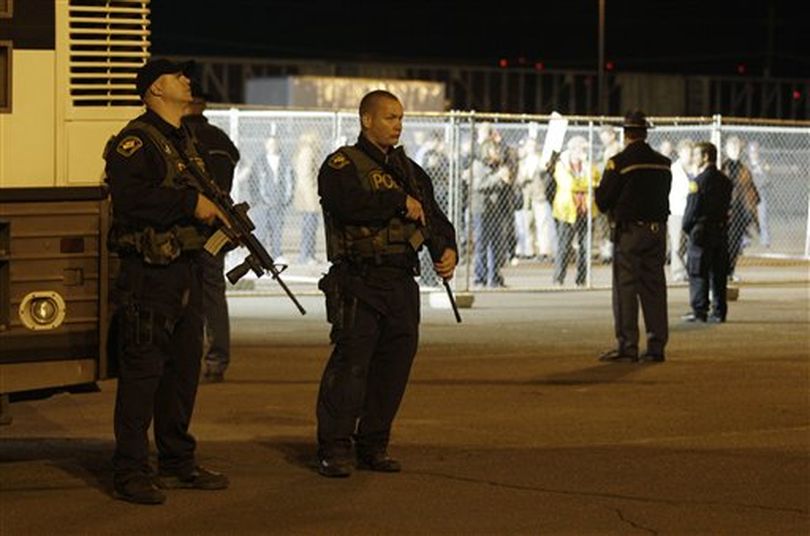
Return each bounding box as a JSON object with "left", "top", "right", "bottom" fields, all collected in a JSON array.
[
  {"left": 318, "top": 457, "right": 353, "bottom": 478},
  {"left": 357, "top": 452, "right": 402, "bottom": 473},
  {"left": 157, "top": 466, "right": 229, "bottom": 490},
  {"left": 113, "top": 472, "right": 166, "bottom": 505}
]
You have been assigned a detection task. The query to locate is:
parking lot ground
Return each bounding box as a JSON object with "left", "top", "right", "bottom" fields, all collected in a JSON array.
[{"left": 2, "top": 283, "right": 809, "bottom": 535}]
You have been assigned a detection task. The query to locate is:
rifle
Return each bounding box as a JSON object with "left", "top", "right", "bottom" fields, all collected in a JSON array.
[
  {"left": 182, "top": 144, "right": 306, "bottom": 316},
  {"left": 387, "top": 152, "right": 462, "bottom": 323},
  {"left": 442, "top": 278, "right": 462, "bottom": 323}
]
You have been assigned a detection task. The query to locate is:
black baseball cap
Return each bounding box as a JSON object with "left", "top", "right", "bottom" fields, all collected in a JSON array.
[
  {"left": 135, "top": 58, "right": 193, "bottom": 99},
  {"left": 622, "top": 109, "right": 653, "bottom": 129}
]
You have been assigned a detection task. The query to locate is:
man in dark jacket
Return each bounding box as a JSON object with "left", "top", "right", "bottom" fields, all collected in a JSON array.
[
  {"left": 721, "top": 136, "right": 759, "bottom": 281},
  {"left": 315, "top": 90, "right": 458, "bottom": 477},
  {"left": 183, "top": 80, "right": 240, "bottom": 382},
  {"left": 682, "top": 142, "right": 733, "bottom": 323},
  {"left": 595, "top": 110, "right": 672, "bottom": 363}
]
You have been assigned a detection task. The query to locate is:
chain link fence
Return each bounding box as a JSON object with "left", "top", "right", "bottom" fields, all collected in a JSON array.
[{"left": 205, "top": 109, "right": 810, "bottom": 295}]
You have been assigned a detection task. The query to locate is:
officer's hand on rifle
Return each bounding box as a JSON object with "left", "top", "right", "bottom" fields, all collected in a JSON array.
[
  {"left": 434, "top": 248, "right": 457, "bottom": 280},
  {"left": 194, "top": 193, "right": 230, "bottom": 227},
  {"left": 404, "top": 195, "right": 426, "bottom": 226}
]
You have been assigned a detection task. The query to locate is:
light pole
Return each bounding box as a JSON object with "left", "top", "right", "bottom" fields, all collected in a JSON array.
[{"left": 598, "top": 0, "right": 606, "bottom": 115}]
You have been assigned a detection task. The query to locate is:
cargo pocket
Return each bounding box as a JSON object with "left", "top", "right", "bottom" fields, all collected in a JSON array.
[{"left": 687, "top": 250, "right": 704, "bottom": 276}]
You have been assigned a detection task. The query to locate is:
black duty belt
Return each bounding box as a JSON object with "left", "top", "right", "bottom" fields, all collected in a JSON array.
[
  {"left": 340, "top": 254, "right": 418, "bottom": 274},
  {"left": 617, "top": 220, "right": 666, "bottom": 232}
]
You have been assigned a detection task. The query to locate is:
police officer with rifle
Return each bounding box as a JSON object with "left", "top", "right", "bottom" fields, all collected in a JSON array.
[
  {"left": 315, "top": 90, "right": 458, "bottom": 477},
  {"left": 105, "top": 59, "right": 302, "bottom": 505}
]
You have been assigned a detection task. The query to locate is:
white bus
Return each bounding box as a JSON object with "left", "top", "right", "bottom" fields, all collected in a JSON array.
[{"left": 0, "top": 0, "right": 151, "bottom": 421}]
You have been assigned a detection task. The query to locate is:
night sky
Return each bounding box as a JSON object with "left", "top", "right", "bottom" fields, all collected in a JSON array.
[{"left": 151, "top": 0, "right": 809, "bottom": 78}]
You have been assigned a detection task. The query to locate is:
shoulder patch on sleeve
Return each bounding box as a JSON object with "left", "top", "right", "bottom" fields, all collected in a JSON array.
[
  {"left": 327, "top": 152, "right": 351, "bottom": 170},
  {"left": 605, "top": 159, "right": 616, "bottom": 171},
  {"left": 116, "top": 135, "right": 143, "bottom": 158},
  {"left": 688, "top": 180, "right": 699, "bottom": 193}
]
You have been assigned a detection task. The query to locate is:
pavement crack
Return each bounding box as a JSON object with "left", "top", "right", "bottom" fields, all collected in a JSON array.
[
  {"left": 411, "top": 470, "right": 809, "bottom": 516},
  {"left": 614, "top": 507, "right": 658, "bottom": 535}
]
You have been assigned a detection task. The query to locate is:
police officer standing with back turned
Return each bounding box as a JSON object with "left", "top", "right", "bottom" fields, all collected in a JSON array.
[
  {"left": 182, "top": 78, "right": 241, "bottom": 383},
  {"left": 681, "top": 142, "right": 733, "bottom": 323},
  {"left": 315, "top": 90, "right": 458, "bottom": 478},
  {"left": 105, "top": 59, "right": 230, "bottom": 504},
  {"left": 595, "top": 110, "right": 672, "bottom": 363}
]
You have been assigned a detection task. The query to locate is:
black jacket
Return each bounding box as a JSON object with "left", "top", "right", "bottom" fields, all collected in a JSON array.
[
  {"left": 595, "top": 139, "right": 671, "bottom": 222},
  {"left": 105, "top": 109, "right": 198, "bottom": 231},
  {"left": 318, "top": 134, "right": 457, "bottom": 262},
  {"left": 682, "top": 164, "right": 733, "bottom": 237},
  {"left": 183, "top": 114, "right": 240, "bottom": 194}
]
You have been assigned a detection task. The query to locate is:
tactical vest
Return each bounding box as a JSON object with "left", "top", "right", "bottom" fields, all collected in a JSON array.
[
  {"left": 104, "top": 120, "right": 210, "bottom": 265},
  {"left": 324, "top": 146, "right": 424, "bottom": 264}
]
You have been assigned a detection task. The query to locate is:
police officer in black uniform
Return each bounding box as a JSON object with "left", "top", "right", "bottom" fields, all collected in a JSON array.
[
  {"left": 315, "top": 90, "right": 458, "bottom": 477},
  {"left": 595, "top": 110, "right": 672, "bottom": 363},
  {"left": 105, "top": 59, "right": 230, "bottom": 504},
  {"left": 183, "top": 79, "right": 240, "bottom": 382},
  {"left": 682, "top": 142, "right": 733, "bottom": 323}
]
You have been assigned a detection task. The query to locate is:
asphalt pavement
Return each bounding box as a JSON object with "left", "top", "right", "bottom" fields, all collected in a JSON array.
[{"left": 1, "top": 283, "right": 809, "bottom": 535}]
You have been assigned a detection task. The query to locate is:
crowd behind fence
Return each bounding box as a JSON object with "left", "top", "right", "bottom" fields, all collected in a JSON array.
[{"left": 205, "top": 108, "right": 810, "bottom": 295}]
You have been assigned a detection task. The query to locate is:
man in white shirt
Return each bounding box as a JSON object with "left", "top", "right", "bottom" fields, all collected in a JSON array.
[{"left": 668, "top": 138, "right": 694, "bottom": 281}]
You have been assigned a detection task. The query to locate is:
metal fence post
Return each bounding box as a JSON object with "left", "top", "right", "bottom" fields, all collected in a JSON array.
[
  {"left": 805, "top": 194, "right": 810, "bottom": 258},
  {"left": 447, "top": 111, "right": 460, "bottom": 291},
  {"left": 228, "top": 107, "right": 240, "bottom": 148},
  {"left": 586, "top": 121, "right": 595, "bottom": 288},
  {"left": 711, "top": 114, "right": 723, "bottom": 155}
]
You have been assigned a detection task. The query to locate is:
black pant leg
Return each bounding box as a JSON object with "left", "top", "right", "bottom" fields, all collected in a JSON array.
[
  {"left": 112, "top": 260, "right": 178, "bottom": 477},
  {"left": 113, "top": 333, "right": 165, "bottom": 477},
  {"left": 316, "top": 297, "right": 382, "bottom": 458},
  {"left": 154, "top": 261, "right": 204, "bottom": 475},
  {"left": 201, "top": 252, "right": 230, "bottom": 372},
  {"left": 356, "top": 278, "right": 420, "bottom": 454},
  {"left": 612, "top": 227, "right": 641, "bottom": 356},
  {"left": 637, "top": 226, "right": 668, "bottom": 354},
  {"left": 687, "top": 240, "right": 709, "bottom": 315}
]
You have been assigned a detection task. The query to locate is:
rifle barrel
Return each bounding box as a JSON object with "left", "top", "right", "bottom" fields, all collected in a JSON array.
[{"left": 443, "top": 279, "right": 462, "bottom": 323}]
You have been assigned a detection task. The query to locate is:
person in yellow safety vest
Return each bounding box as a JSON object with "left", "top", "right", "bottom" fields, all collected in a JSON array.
[{"left": 551, "top": 135, "right": 600, "bottom": 286}]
